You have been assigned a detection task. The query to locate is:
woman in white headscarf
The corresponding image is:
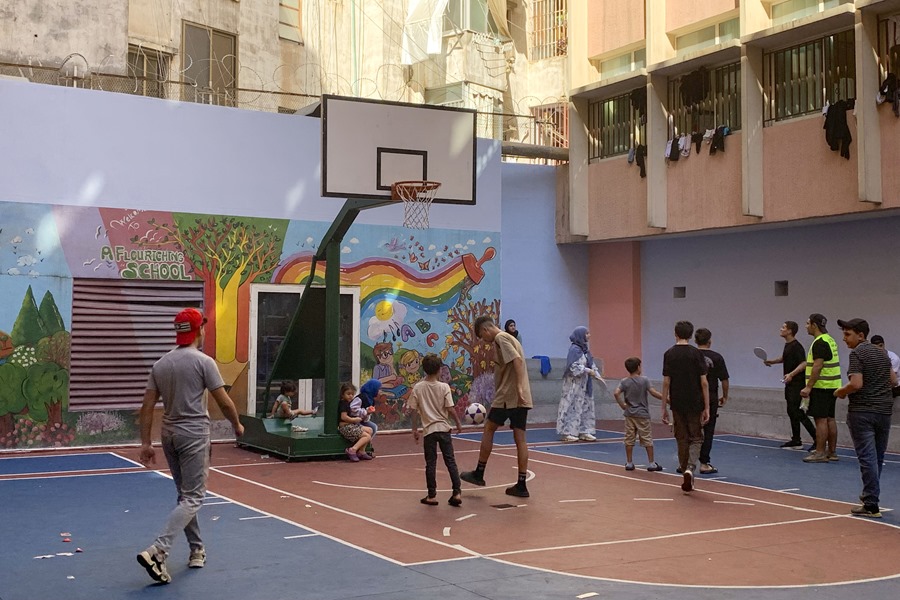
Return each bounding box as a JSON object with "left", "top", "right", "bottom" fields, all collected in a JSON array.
[{"left": 557, "top": 326, "right": 605, "bottom": 442}]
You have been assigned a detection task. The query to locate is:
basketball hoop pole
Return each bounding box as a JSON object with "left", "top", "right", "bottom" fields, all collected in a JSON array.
[{"left": 265, "top": 198, "right": 392, "bottom": 438}]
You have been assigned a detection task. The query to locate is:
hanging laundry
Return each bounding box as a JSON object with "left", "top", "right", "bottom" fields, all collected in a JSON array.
[
  {"left": 823, "top": 99, "right": 855, "bottom": 160},
  {"left": 679, "top": 68, "right": 710, "bottom": 106},
  {"left": 635, "top": 144, "right": 646, "bottom": 178},
  {"left": 679, "top": 133, "right": 691, "bottom": 158},
  {"left": 691, "top": 132, "right": 704, "bottom": 154},
  {"left": 709, "top": 126, "right": 726, "bottom": 155},
  {"left": 878, "top": 73, "right": 899, "bottom": 117}
]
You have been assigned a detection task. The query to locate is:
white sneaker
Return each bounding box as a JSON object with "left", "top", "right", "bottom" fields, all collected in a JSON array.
[
  {"left": 578, "top": 433, "right": 597, "bottom": 441},
  {"left": 188, "top": 548, "right": 206, "bottom": 568},
  {"left": 560, "top": 434, "right": 578, "bottom": 442}
]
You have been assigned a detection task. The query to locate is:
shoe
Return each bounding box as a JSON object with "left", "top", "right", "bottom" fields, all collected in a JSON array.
[
  {"left": 188, "top": 548, "right": 206, "bottom": 568},
  {"left": 460, "top": 471, "right": 486, "bottom": 486},
  {"left": 137, "top": 546, "right": 171, "bottom": 583},
  {"left": 578, "top": 433, "right": 597, "bottom": 441},
  {"left": 647, "top": 462, "right": 663, "bottom": 472},
  {"left": 805, "top": 444, "right": 817, "bottom": 452},
  {"left": 803, "top": 452, "right": 829, "bottom": 463},
  {"left": 827, "top": 453, "right": 839, "bottom": 462},
  {"left": 676, "top": 467, "right": 684, "bottom": 474},
  {"left": 291, "top": 425, "right": 308, "bottom": 433},
  {"left": 780, "top": 440, "right": 802, "bottom": 448},
  {"left": 356, "top": 451, "right": 373, "bottom": 461},
  {"left": 560, "top": 434, "right": 578, "bottom": 442},
  {"left": 505, "top": 484, "right": 530, "bottom": 498},
  {"left": 420, "top": 496, "right": 439, "bottom": 506},
  {"left": 625, "top": 462, "right": 635, "bottom": 471},
  {"left": 448, "top": 495, "right": 462, "bottom": 507},
  {"left": 681, "top": 470, "right": 694, "bottom": 493},
  {"left": 850, "top": 505, "right": 882, "bottom": 518},
  {"left": 345, "top": 448, "right": 360, "bottom": 462},
  {"left": 699, "top": 464, "right": 718, "bottom": 474}
]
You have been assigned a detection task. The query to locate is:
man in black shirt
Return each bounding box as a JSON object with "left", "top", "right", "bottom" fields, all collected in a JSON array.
[
  {"left": 835, "top": 318, "right": 897, "bottom": 518},
  {"left": 661, "top": 321, "right": 709, "bottom": 494},
  {"left": 695, "top": 328, "right": 729, "bottom": 474},
  {"left": 764, "top": 321, "right": 817, "bottom": 448}
]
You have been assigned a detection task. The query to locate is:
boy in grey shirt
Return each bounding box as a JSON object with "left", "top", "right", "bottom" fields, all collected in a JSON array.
[{"left": 614, "top": 357, "right": 664, "bottom": 472}]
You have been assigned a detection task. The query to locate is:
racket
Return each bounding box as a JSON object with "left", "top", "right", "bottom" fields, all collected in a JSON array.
[{"left": 753, "top": 347, "right": 768, "bottom": 361}]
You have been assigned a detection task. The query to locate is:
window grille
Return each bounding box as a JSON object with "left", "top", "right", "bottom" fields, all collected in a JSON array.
[
  {"left": 126, "top": 46, "right": 170, "bottom": 99},
  {"left": 531, "top": 0, "right": 567, "bottom": 60},
  {"left": 530, "top": 102, "right": 569, "bottom": 148},
  {"left": 182, "top": 22, "right": 238, "bottom": 108},
  {"left": 588, "top": 91, "right": 645, "bottom": 161},
  {"left": 668, "top": 61, "right": 741, "bottom": 136},
  {"left": 763, "top": 29, "right": 855, "bottom": 125}
]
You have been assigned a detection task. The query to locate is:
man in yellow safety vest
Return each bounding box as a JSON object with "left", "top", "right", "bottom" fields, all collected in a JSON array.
[{"left": 800, "top": 313, "right": 842, "bottom": 463}]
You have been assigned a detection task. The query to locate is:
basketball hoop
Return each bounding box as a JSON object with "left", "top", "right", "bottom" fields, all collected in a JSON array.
[{"left": 391, "top": 180, "right": 441, "bottom": 229}]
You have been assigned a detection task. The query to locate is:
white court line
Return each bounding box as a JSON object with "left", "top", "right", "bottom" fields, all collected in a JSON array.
[
  {"left": 238, "top": 515, "right": 272, "bottom": 521},
  {"left": 634, "top": 498, "right": 673, "bottom": 501},
  {"left": 577, "top": 593, "right": 600, "bottom": 599},
  {"left": 778, "top": 488, "right": 800, "bottom": 492},
  {"left": 312, "top": 469, "right": 535, "bottom": 493},
  {"left": 203, "top": 501, "right": 232, "bottom": 506},
  {"left": 485, "top": 514, "right": 844, "bottom": 558},
  {"left": 284, "top": 533, "right": 319, "bottom": 539},
  {"left": 455, "top": 513, "right": 476, "bottom": 522},
  {"left": 558, "top": 499, "right": 596, "bottom": 503},
  {"left": 442, "top": 527, "right": 451, "bottom": 537},
  {"left": 718, "top": 437, "right": 900, "bottom": 465},
  {"left": 714, "top": 501, "right": 756, "bottom": 506},
  {"left": 705, "top": 476, "right": 728, "bottom": 481},
  {"left": 210, "top": 467, "right": 480, "bottom": 558}
]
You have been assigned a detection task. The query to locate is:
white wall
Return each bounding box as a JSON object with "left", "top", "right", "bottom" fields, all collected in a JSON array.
[
  {"left": 0, "top": 79, "right": 501, "bottom": 231},
  {"left": 500, "top": 163, "right": 589, "bottom": 358},
  {"left": 641, "top": 217, "right": 900, "bottom": 389}
]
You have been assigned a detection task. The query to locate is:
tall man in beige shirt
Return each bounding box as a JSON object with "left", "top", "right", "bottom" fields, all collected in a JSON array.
[{"left": 460, "top": 316, "right": 534, "bottom": 497}]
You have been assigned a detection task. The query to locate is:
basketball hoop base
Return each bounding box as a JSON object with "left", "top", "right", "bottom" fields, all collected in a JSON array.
[{"left": 391, "top": 180, "right": 441, "bottom": 229}]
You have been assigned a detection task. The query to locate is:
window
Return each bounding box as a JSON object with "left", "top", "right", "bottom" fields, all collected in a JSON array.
[
  {"left": 668, "top": 61, "right": 741, "bottom": 135},
  {"left": 531, "top": 0, "right": 567, "bottom": 60},
  {"left": 279, "top": 0, "right": 303, "bottom": 44},
  {"left": 68, "top": 280, "right": 204, "bottom": 411},
  {"left": 444, "top": 0, "right": 500, "bottom": 35},
  {"left": 675, "top": 17, "right": 739, "bottom": 57},
  {"left": 763, "top": 30, "right": 855, "bottom": 124},
  {"left": 182, "top": 22, "right": 237, "bottom": 107},
  {"left": 588, "top": 90, "right": 645, "bottom": 161},
  {"left": 127, "top": 46, "right": 170, "bottom": 98},
  {"left": 771, "top": 0, "right": 840, "bottom": 27},
  {"left": 531, "top": 102, "right": 569, "bottom": 148},
  {"left": 598, "top": 48, "right": 646, "bottom": 80}
]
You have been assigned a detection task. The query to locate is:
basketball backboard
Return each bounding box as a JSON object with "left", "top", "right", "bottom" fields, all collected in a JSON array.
[{"left": 321, "top": 95, "right": 477, "bottom": 205}]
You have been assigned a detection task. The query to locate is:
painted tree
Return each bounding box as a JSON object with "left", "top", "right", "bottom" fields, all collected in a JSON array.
[
  {"left": 444, "top": 298, "right": 500, "bottom": 378},
  {"left": 22, "top": 362, "right": 69, "bottom": 423},
  {"left": 136, "top": 215, "right": 287, "bottom": 363},
  {"left": 10, "top": 286, "right": 48, "bottom": 347},
  {"left": 38, "top": 291, "right": 66, "bottom": 336},
  {"left": 0, "top": 363, "right": 27, "bottom": 439}
]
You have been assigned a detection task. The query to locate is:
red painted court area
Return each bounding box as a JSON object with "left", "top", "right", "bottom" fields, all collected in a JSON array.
[{"left": 113, "top": 431, "right": 900, "bottom": 588}]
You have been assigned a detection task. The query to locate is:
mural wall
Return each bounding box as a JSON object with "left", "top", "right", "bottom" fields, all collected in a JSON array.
[{"left": 0, "top": 199, "right": 500, "bottom": 450}]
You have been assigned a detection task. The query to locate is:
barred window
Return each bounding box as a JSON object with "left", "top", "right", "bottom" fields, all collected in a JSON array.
[
  {"left": 588, "top": 91, "right": 645, "bottom": 161},
  {"left": 126, "top": 46, "right": 170, "bottom": 99},
  {"left": 530, "top": 102, "right": 569, "bottom": 148},
  {"left": 668, "top": 62, "right": 741, "bottom": 136},
  {"left": 531, "top": 0, "right": 567, "bottom": 60},
  {"left": 182, "top": 22, "right": 237, "bottom": 108},
  {"left": 763, "top": 30, "right": 855, "bottom": 125}
]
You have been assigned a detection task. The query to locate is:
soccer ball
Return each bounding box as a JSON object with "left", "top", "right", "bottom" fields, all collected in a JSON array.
[{"left": 464, "top": 402, "right": 486, "bottom": 425}]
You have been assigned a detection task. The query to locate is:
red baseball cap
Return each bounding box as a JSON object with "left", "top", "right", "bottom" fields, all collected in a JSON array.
[{"left": 174, "top": 308, "right": 207, "bottom": 345}]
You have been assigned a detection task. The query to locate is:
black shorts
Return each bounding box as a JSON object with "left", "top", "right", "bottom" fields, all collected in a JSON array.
[
  {"left": 487, "top": 406, "right": 530, "bottom": 430},
  {"left": 807, "top": 388, "right": 836, "bottom": 418}
]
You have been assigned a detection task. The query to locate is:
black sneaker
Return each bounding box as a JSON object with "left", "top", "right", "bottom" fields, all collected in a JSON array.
[
  {"left": 505, "top": 484, "right": 530, "bottom": 498},
  {"left": 460, "top": 471, "right": 486, "bottom": 486},
  {"left": 137, "top": 546, "right": 171, "bottom": 583},
  {"left": 805, "top": 444, "right": 817, "bottom": 452},
  {"left": 780, "top": 440, "right": 802, "bottom": 448},
  {"left": 850, "top": 505, "right": 882, "bottom": 518}
]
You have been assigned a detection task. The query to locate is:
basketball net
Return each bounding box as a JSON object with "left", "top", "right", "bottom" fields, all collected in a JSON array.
[{"left": 391, "top": 181, "right": 441, "bottom": 229}]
